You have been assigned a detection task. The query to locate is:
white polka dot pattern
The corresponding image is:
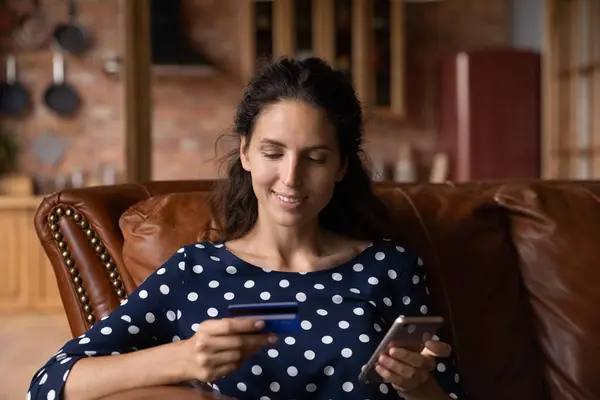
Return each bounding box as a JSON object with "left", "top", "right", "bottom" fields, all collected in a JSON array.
[{"left": 26, "top": 241, "right": 465, "bottom": 400}]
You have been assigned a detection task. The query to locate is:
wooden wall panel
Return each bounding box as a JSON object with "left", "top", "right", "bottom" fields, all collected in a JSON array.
[{"left": 544, "top": 0, "right": 600, "bottom": 178}]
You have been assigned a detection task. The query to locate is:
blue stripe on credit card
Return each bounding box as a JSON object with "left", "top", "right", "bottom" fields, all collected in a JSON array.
[{"left": 228, "top": 302, "right": 301, "bottom": 333}]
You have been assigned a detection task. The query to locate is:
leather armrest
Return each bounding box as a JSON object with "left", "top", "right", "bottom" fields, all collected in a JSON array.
[
  {"left": 33, "top": 180, "right": 220, "bottom": 338},
  {"left": 34, "top": 184, "right": 156, "bottom": 337}
]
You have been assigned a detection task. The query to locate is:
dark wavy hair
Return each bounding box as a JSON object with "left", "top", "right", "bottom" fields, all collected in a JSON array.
[{"left": 209, "top": 57, "right": 391, "bottom": 241}]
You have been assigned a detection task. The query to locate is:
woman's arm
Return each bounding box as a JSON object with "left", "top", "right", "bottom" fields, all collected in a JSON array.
[
  {"left": 27, "top": 247, "right": 190, "bottom": 400},
  {"left": 63, "top": 340, "right": 190, "bottom": 400}
]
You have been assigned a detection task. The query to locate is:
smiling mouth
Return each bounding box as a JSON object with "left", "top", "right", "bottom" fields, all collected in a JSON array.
[{"left": 273, "top": 192, "right": 305, "bottom": 204}]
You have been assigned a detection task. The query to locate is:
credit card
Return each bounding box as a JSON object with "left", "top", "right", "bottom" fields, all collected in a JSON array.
[{"left": 228, "top": 301, "right": 301, "bottom": 333}]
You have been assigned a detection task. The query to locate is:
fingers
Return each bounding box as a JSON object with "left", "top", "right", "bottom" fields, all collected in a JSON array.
[
  {"left": 388, "top": 348, "right": 434, "bottom": 371},
  {"left": 373, "top": 340, "right": 453, "bottom": 392},
  {"left": 189, "top": 318, "right": 280, "bottom": 382},
  {"left": 192, "top": 337, "right": 274, "bottom": 381},
  {"left": 210, "top": 363, "right": 239, "bottom": 380},
  {"left": 199, "top": 359, "right": 243, "bottom": 382},
  {"left": 193, "top": 332, "right": 277, "bottom": 353},
  {"left": 377, "top": 353, "right": 415, "bottom": 380},
  {"left": 376, "top": 351, "right": 431, "bottom": 392},
  {"left": 200, "top": 318, "right": 267, "bottom": 335},
  {"left": 206, "top": 349, "right": 245, "bottom": 366},
  {"left": 422, "top": 340, "right": 452, "bottom": 358}
]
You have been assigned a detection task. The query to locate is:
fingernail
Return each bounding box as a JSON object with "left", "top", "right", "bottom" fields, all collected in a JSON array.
[
  {"left": 254, "top": 320, "right": 265, "bottom": 328},
  {"left": 268, "top": 335, "right": 278, "bottom": 344}
]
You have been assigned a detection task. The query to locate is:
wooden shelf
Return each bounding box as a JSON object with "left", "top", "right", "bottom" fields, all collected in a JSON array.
[
  {"left": 239, "top": 0, "right": 406, "bottom": 118},
  {"left": 0, "top": 196, "right": 43, "bottom": 210},
  {"left": 152, "top": 64, "right": 219, "bottom": 78},
  {"left": 543, "top": 0, "right": 600, "bottom": 179},
  {"left": 555, "top": 62, "right": 600, "bottom": 78}
]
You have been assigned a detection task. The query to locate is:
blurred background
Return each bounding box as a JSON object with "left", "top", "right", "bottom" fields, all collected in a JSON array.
[{"left": 0, "top": 0, "right": 597, "bottom": 398}]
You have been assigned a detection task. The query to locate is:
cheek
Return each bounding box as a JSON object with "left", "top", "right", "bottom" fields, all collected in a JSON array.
[
  {"left": 249, "top": 162, "right": 279, "bottom": 188},
  {"left": 308, "top": 168, "right": 339, "bottom": 195}
]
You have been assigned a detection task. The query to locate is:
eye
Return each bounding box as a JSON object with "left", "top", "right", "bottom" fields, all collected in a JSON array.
[
  {"left": 262, "top": 152, "right": 282, "bottom": 159},
  {"left": 309, "top": 156, "right": 326, "bottom": 164},
  {"left": 307, "top": 152, "right": 328, "bottom": 164}
]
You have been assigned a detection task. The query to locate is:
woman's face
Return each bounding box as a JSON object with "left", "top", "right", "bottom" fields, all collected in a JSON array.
[{"left": 241, "top": 100, "right": 346, "bottom": 228}]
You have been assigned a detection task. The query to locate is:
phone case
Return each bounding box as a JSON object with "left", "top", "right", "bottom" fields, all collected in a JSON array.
[{"left": 358, "top": 316, "right": 444, "bottom": 384}]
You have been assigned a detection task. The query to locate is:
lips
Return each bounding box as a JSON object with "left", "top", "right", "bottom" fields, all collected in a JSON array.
[{"left": 273, "top": 191, "right": 305, "bottom": 204}]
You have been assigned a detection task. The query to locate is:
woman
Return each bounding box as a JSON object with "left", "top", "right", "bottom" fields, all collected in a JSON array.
[{"left": 28, "top": 58, "right": 465, "bottom": 400}]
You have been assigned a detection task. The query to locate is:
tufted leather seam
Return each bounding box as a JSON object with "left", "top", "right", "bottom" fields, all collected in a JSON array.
[
  {"left": 49, "top": 204, "right": 129, "bottom": 326},
  {"left": 47, "top": 205, "right": 96, "bottom": 328}
]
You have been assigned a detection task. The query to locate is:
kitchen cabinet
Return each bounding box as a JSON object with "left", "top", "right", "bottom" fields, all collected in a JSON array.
[
  {"left": 239, "top": 0, "right": 406, "bottom": 117},
  {"left": 0, "top": 196, "right": 62, "bottom": 314}
]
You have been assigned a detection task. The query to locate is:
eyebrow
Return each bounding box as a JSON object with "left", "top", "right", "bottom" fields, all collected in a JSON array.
[{"left": 259, "top": 139, "right": 333, "bottom": 151}]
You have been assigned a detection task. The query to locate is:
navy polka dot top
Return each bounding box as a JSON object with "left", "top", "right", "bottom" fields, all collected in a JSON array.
[{"left": 28, "top": 239, "right": 466, "bottom": 400}]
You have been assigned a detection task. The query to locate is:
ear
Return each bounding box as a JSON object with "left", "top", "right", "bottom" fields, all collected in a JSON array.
[
  {"left": 335, "top": 157, "right": 348, "bottom": 182},
  {"left": 240, "top": 137, "right": 251, "bottom": 172}
]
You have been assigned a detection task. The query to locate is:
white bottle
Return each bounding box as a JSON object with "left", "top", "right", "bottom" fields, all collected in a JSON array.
[
  {"left": 393, "top": 144, "right": 417, "bottom": 182},
  {"left": 102, "top": 164, "right": 118, "bottom": 185}
]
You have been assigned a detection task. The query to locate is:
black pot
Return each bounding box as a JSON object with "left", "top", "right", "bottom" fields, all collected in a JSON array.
[
  {"left": 53, "top": 0, "right": 91, "bottom": 55},
  {"left": 42, "top": 52, "right": 81, "bottom": 117},
  {"left": 0, "top": 55, "right": 30, "bottom": 116}
]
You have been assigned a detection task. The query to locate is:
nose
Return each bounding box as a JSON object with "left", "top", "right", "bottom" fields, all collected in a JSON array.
[{"left": 281, "top": 155, "right": 302, "bottom": 188}]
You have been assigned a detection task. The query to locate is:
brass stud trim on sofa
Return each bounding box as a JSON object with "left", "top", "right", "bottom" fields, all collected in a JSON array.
[{"left": 48, "top": 206, "right": 129, "bottom": 326}]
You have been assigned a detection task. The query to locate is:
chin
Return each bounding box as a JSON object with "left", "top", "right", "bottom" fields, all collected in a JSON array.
[
  {"left": 269, "top": 210, "right": 312, "bottom": 228},
  {"left": 268, "top": 205, "right": 320, "bottom": 229}
]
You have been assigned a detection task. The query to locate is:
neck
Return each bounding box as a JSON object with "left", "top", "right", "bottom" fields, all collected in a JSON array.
[{"left": 245, "top": 211, "right": 327, "bottom": 270}]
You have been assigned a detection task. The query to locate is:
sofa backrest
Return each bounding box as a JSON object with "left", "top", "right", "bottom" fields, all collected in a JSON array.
[{"left": 34, "top": 180, "right": 600, "bottom": 400}]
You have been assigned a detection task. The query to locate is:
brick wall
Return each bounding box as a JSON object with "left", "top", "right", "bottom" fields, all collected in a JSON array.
[
  {"left": 0, "top": 0, "right": 509, "bottom": 183},
  {"left": 0, "top": 0, "right": 124, "bottom": 183}
]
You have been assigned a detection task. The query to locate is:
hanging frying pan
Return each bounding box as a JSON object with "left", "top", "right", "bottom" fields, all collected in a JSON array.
[
  {"left": 0, "top": 55, "right": 30, "bottom": 116},
  {"left": 53, "top": 0, "right": 91, "bottom": 55},
  {"left": 13, "top": 0, "right": 53, "bottom": 50},
  {"left": 43, "top": 52, "right": 81, "bottom": 117}
]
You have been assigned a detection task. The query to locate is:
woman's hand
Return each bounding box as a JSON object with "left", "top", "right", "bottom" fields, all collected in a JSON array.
[
  {"left": 375, "top": 340, "right": 452, "bottom": 395},
  {"left": 180, "top": 318, "right": 278, "bottom": 382}
]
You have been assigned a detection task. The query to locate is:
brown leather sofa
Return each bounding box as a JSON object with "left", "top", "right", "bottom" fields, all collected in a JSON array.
[{"left": 33, "top": 180, "right": 600, "bottom": 400}]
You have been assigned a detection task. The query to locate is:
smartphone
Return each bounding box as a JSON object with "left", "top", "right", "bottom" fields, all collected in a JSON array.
[
  {"left": 228, "top": 301, "right": 301, "bottom": 333},
  {"left": 186, "top": 380, "right": 238, "bottom": 399},
  {"left": 358, "top": 316, "right": 444, "bottom": 384}
]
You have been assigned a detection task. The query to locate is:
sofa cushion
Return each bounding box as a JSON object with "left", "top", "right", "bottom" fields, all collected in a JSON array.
[
  {"left": 119, "top": 191, "right": 217, "bottom": 287},
  {"left": 496, "top": 182, "right": 600, "bottom": 400}
]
